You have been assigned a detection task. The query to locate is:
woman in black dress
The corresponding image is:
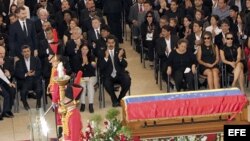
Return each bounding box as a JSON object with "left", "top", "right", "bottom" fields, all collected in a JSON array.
[
  {"left": 167, "top": 39, "right": 197, "bottom": 91},
  {"left": 197, "top": 31, "right": 220, "bottom": 89},
  {"left": 220, "top": 32, "right": 245, "bottom": 93}
]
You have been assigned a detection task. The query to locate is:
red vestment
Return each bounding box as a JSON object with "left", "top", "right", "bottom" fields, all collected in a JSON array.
[
  {"left": 49, "top": 67, "right": 61, "bottom": 126},
  {"left": 64, "top": 108, "right": 83, "bottom": 141}
]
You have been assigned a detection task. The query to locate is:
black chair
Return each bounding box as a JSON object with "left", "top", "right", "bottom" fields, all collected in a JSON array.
[
  {"left": 154, "top": 58, "right": 163, "bottom": 90},
  {"left": 14, "top": 78, "right": 47, "bottom": 112},
  {"left": 167, "top": 71, "right": 199, "bottom": 92},
  {"left": 98, "top": 71, "right": 131, "bottom": 108}
]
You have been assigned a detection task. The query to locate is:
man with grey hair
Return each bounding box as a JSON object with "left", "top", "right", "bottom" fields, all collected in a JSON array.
[
  {"left": 35, "top": 8, "right": 55, "bottom": 34},
  {"left": 65, "top": 26, "right": 86, "bottom": 72}
]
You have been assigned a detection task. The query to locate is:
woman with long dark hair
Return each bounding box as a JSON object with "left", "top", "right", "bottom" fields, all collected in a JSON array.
[
  {"left": 141, "top": 11, "right": 160, "bottom": 67},
  {"left": 79, "top": 45, "right": 97, "bottom": 113},
  {"left": 220, "top": 32, "right": 245, "bottom": 93},
  {"left": 197, "top": 31, "right": 220, "bottom": 89}
]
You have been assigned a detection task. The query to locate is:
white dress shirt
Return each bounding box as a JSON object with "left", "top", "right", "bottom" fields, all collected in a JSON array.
[{"left": 25, "top": 57, "right": 31, "bottom": 71}]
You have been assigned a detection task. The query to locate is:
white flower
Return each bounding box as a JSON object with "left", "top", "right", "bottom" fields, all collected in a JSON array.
[
  {"left": 187, "top": 135, "right": 196, "bottom": 140},
  {"left": 85, "top": 127, "right": 90, "bottom": 132},
  {"left": 201, "top": 136, "right": 207, "bottom": 141}
]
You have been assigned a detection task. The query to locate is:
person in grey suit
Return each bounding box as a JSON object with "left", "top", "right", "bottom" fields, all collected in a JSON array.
[
  {"left": 137, "top": 1, "right": 160, "bottom": 26},
  {"left": 129, "top": 0, "right": 145, "bottom": 53},
  {"left": 8, "top": 6, "right": 37, "bottom": 60}
]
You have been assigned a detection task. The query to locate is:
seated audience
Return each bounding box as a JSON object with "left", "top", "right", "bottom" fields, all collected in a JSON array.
[
  {"left": 167, "top": 39, "right": 197, "bottom": 91},
  {"left": 99, "top": 35, "right": 131, "bottom": 107},
  {"left": 197, "top": 31, "right": 220, "bottom": 89},
  {"left": 220, "top": 32, "right": 245, "bottom": 93},
  {"left": 73, "top": 45, "right": 97, "bottom": 113},
  {"left": 15, "top": 45, "right": 42, "bottom": 110}
]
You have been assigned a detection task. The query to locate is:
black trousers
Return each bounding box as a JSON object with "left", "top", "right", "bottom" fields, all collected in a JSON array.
[
  {"left": 106, "top": 12, "right": 123, "bottom": 42},
  {"left": 173, "top": 70, "right": 194, "bottom": 92},
  {"left": 20, "top": 78, "right": 42, "bottom": 101},
  {"left": 103, "top": 73, "right": 131, "bottom": 104},
  {"left": 0, "top": 85, "right": 11, "bottom": 113},
  {"left": 144, "top": 40, "right": 154, "bottom": 61}
]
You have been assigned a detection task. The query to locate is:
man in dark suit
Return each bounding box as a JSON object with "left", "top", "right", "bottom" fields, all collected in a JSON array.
[
  {"left": 65, "top": 27, "right": 86, "bottom": 72},
  {"left": 38, "top": 27, "right": 64, "bottom": 90},
  {"left": 156, "top": 25, "right": 179, "bottom": 85},
  {"left": 32, "top": 0, "right": 55, "bottom": 19},
  {"left": 95, "top": 25, "right": 119, "bottom": 59},
  {"left": 102, "top": 0, "right": 123, "bottom": 43},
  {"left": 34, "top": 8, "right": 55, "bottom": 34},
  {"left": 187, "top": 21, "right": 203, "bottom": 54},
  {"left": 129, "top": 0, "right": 145, "bottom": 52},
  {"left": 8, "top": 6, "right": 37, "bottom": 60},
  {"left": 99, "top": 35, "right": 131, "bottom": 107},
  {"left": 14, "top": 45, "right": 42, "bottom": 110},
  {"left": 79, "top": 0, "right": 103, "bottom": 26},
  {"left": 214, "top": 19, "right": 239, "bottom": 49},
  {"left": 0, "top": 46, "right": 15, "bottom": 119},
  {"left": 37, "top": 21, "right": 52, "bottom": 41},
  {"left": 228, "top": 0, "right": 246, "bottom": 13},
  {"left": 87, "top": 16, "right": 103, "bottom": 49}
]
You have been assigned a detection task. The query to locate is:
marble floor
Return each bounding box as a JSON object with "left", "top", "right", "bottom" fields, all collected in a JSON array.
[{"left": 0, "top": 31, "right": 249, "bottom": 141}]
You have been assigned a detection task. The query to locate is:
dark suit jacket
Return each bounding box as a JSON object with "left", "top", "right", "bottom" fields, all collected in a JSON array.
[
  {"left": 81, "top": 16, "right": 106, "bottom": 32},
  {"left": 8, "top": 20, "right": 37, "bottom": 57},
  {"left": 3, "top": 0, "right": 10, "bottom": 14},
  {"left": 228, "top": 0, "right": 246, "bottom": 13},
  {"left": 32, "top": 2, "right": 55, "bottom": 18},
  {"left": 187, "top": 32, "right": 204, "bottom": 54},
  {"left": 0, "top": 57, "right": 15, "bottom": 86},
  {"left": 64, "top": 39, "right": 85, "bottom": 69},
  {"left": 102, "top": 0, "right": 123, "bottom": 14},
  {"left": 38, "top": 39, "right": 64, "bottom": 78},
  {"left": 140, "top": 22, "right": 160, "bottom": 44},
  {"left": 156, "top": 36, "right": 179, "bottom": 60},
  {"left": 79, "top": 8, "right": 103, "bottom": 25},
  {"left": 99, "top": 47, "right": 127, "bottom": 78},
  {"left": 3, "top": 57, "right": 14, "bottom": 79},
  {"left": 128, "top": 3, "right": 139, "bottom": 23},
  {"left": 14, "top": 56, "right": 42, "bottom": 82},
  {"left": 95, "top": 37, "right": 107, "bottom": 58},
  {"left": 37, "top": 31, "right": 46, "bottom": 41},
  {"left": 95, "top": 36, "right": 119, "bottom": 59},
  {"left": 87, "top": 28, "right": 101, "bottom": 47},
  {"left": 34, "top": 19, "right": 55, "bottom": 34}
]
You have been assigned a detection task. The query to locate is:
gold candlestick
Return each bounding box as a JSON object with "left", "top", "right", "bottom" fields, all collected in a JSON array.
[{"left": 53, "top": 75, "right": 70, "bottom": 139}]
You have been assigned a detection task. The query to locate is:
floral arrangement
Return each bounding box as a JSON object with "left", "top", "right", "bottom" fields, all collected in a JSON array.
[
  {"left": 82, "top": 108, "right": 134, "bottom": 141},
  {"left": 81, "top": 108, "right": 223, "bottom": 141}
]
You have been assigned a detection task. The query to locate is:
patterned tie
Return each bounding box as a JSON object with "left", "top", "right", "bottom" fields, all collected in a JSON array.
[{"left": 110, "top": 50, "right": 116, "bottom": 78}]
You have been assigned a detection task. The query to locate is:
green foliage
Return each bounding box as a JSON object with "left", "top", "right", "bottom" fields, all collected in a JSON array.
[{"left": 86, "top": 108, "right": 131, "bottom": 141}]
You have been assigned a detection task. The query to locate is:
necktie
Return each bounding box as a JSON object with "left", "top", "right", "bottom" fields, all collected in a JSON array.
[
  {"left": 96, "top": 29, "right": 100, "bottom": 39},
  {"left": 139, "top": 4, "right": 143, "bottom": 12},
  {"left": 23, "top": 21, "right": 28, "bottom": 36},
  {"left": 110, "top": 50, "right": 116, "bottom": 78}
]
